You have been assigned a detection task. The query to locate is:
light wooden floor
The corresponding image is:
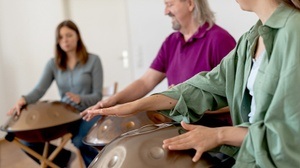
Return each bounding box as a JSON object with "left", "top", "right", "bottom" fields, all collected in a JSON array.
[{"left": 0, "top": 138, "right": 84, "bottom": 168}]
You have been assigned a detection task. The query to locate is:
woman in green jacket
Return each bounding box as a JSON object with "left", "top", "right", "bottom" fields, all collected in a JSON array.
[{"left": 81, "top": 0, "right": 300, "bottom": 167}]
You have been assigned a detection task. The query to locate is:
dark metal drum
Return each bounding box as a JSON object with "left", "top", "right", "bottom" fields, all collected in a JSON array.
[
  {"left": 0, "top": 101, "right": 81, "bottom": 142},
  {"left": 83, "top": 111, "right": 172, "bottom": 149},
  {"left": 88, "top": 123, "right": 215, "bottom": 168}
]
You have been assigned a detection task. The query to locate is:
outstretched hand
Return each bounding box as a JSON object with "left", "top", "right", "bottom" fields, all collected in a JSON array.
[
  {"left": 80, "top": 96, "right": 118, "bottom": 121},
  {"left": 162, "top": 121, "right": 221, "bottom": 162},
  {"left": 80, "top": 102, "right": 136, "bottom": 121}
]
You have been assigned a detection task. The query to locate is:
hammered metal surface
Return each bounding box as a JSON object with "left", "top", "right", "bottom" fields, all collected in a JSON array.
[{"left": 89, "top": 124, "right": 214, "bottom": 168}]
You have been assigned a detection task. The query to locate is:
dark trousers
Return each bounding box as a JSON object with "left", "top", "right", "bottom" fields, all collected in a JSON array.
[{"left": 72, "top": 116, "right": 100, "bottom": 167}]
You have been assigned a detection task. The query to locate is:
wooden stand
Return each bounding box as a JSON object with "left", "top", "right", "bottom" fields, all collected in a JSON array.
[{"left": 7, "top": 133, "right": 72, "bottom": 168}]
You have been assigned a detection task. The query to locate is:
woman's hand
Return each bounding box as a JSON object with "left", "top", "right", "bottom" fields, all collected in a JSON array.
[
  {"left": 80, "top": 95, "right": 118, "bottom": 120},
  {"left": 66, "top": 92, "right": 81, "bottom": 104},
  {"left": 7, "top": 97, "right": 27, "bottom": 116},
  {"left": 163, "top": 121, "right": 248, "bottom": 162},
  {"left": 81, "top": 102, "right": 136, "bottom": 121},
  {"left": 162, "top": 121, "right": 222, "bottom": 162}
]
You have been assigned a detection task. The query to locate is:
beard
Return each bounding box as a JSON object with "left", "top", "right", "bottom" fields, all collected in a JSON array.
[
  {"left": 172, "top": 19, "right": 181, "bottom": 31},
  {"left": 168, "top": 12, "right": 181, "bottom": 31}
]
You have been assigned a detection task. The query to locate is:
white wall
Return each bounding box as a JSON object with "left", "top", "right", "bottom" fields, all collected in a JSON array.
[
  {"left": 66, "top": 0, "right": 133, "bottom": 90},
  {"left": 209, "top": 0, "right": 257, "bottom": 40},
  {"left": 0, "top": 0, "right": 65, "bottom": 138},
  {"left": 0, "top": 44, "right": 6, "bottom": 131}
]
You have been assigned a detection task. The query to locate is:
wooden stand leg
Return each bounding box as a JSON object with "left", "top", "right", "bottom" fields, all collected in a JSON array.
[
  {"left": 76, "top": 148, "right": 85, "bottom": 168},
  {"left": 8, "top": 133, "right": 74, "bottom": 168},
  {"left": 41, "top": 142, "right": 49, "bottom": 168},
  {"left": 48, "top": 133, "right": 72, "bottom": 162},
  {"left": 12, "top": 138, "right": 59, "bottom": 168}
]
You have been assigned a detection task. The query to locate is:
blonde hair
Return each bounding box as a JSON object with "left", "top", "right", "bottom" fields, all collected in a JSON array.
[{"left": 193, "top": 0, "right": 215, "bottom": 28}]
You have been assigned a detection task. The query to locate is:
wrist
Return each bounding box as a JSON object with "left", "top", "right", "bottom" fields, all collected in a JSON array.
[
  {"left": 110, "top": 95, "right": 119, "bottom": 105},
  {"left": 217, "top": 126, "right": 248, "bottom": 147},
  {"left": 20, "top": 96, "right": 27, "bottom": 105},
  {"left": 216, "top": 127, "right": 225, "bottom": 146},
  {"left": 126, "top": 100, "right": 139, "bottom": 114}
]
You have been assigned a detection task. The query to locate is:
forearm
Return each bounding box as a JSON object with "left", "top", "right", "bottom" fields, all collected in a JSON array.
[
  {"left": 24, "top": 89, "right": 46, "bottom": 104},
  {"left": 217, "top": 126, "right": 248, "bottom": 147},
  {"left": 130, "top": 94, "right": 178, "bottom": 113},
  {"left": 113, "top": 79, "right": 155, "bottom": 104}
]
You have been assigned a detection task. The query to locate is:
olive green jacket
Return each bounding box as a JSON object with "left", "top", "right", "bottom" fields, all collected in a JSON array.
[{"left": 159, "top": 4, "right": 300, "bottom": 167}]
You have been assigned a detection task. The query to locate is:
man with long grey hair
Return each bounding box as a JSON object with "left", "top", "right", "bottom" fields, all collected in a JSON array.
[{"left": 83, "top": 0, "right": 235, "bottom": 122}]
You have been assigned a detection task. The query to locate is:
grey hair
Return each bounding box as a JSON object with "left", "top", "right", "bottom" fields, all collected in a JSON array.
[{"left": 193, "top": 0, "right": 215, "bottom": 28}]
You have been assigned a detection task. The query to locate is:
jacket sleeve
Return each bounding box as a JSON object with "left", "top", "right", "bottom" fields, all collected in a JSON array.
[{"left": 157, "top": 52, "right": 234, "bottom": 123}]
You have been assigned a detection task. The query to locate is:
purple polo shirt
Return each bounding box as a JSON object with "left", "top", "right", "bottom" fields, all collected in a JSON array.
[{"left": 150, "top": 23, "right": 236, "bottom": 86}]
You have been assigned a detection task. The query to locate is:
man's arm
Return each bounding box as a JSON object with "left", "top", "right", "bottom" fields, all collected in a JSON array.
[
  {"left": 81, "top": 68, "right": 166, "bottom": 117},
  {"left": 113, "top": 68, "right": 166, "bottom": 104}
]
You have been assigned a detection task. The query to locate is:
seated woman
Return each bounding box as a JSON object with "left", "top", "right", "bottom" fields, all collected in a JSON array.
[
  {"left": 7, "top": 20, "right": 103, "bottom": 167},
  {"left": 81, "top": 0, "right": 300, "bottom": 167}
]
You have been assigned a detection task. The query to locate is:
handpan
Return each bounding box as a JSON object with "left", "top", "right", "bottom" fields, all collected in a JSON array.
[
  {"left": 88, "top": 123, "right": 215, "bottom": 168},
  {"left": 83, "top": 111, "right": 172, "bottom": 149},
  {"left": 0, "top": 101, "right": 81, "bottom": 142}
]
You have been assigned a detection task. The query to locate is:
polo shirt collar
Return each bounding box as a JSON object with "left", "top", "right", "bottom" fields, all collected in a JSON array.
[
  {"left": 192, "top": 22, "right": 210, "bottom": 39},
  {"left": 176, "top": 22, "right": 210, "bottom": 43}
]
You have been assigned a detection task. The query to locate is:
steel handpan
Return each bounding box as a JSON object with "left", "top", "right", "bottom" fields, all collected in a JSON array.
[
  {"left": 0, "top": 101, "right": 81, "bottom": 142},
  {"left": 89, "top": 123, "right": 215, "bottom": 168},
  {"left": 83, "top": 111, "right": 172, "bottom": 149}
]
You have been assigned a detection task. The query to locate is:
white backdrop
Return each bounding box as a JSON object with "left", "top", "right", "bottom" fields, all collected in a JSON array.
[{"left": 0, "top": 0, "right": 65, "bottom": 138}]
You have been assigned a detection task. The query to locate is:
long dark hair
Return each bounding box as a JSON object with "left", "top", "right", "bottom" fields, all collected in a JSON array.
[{"left": 55, "top": 20, "right": 88, "bottom": 70}]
